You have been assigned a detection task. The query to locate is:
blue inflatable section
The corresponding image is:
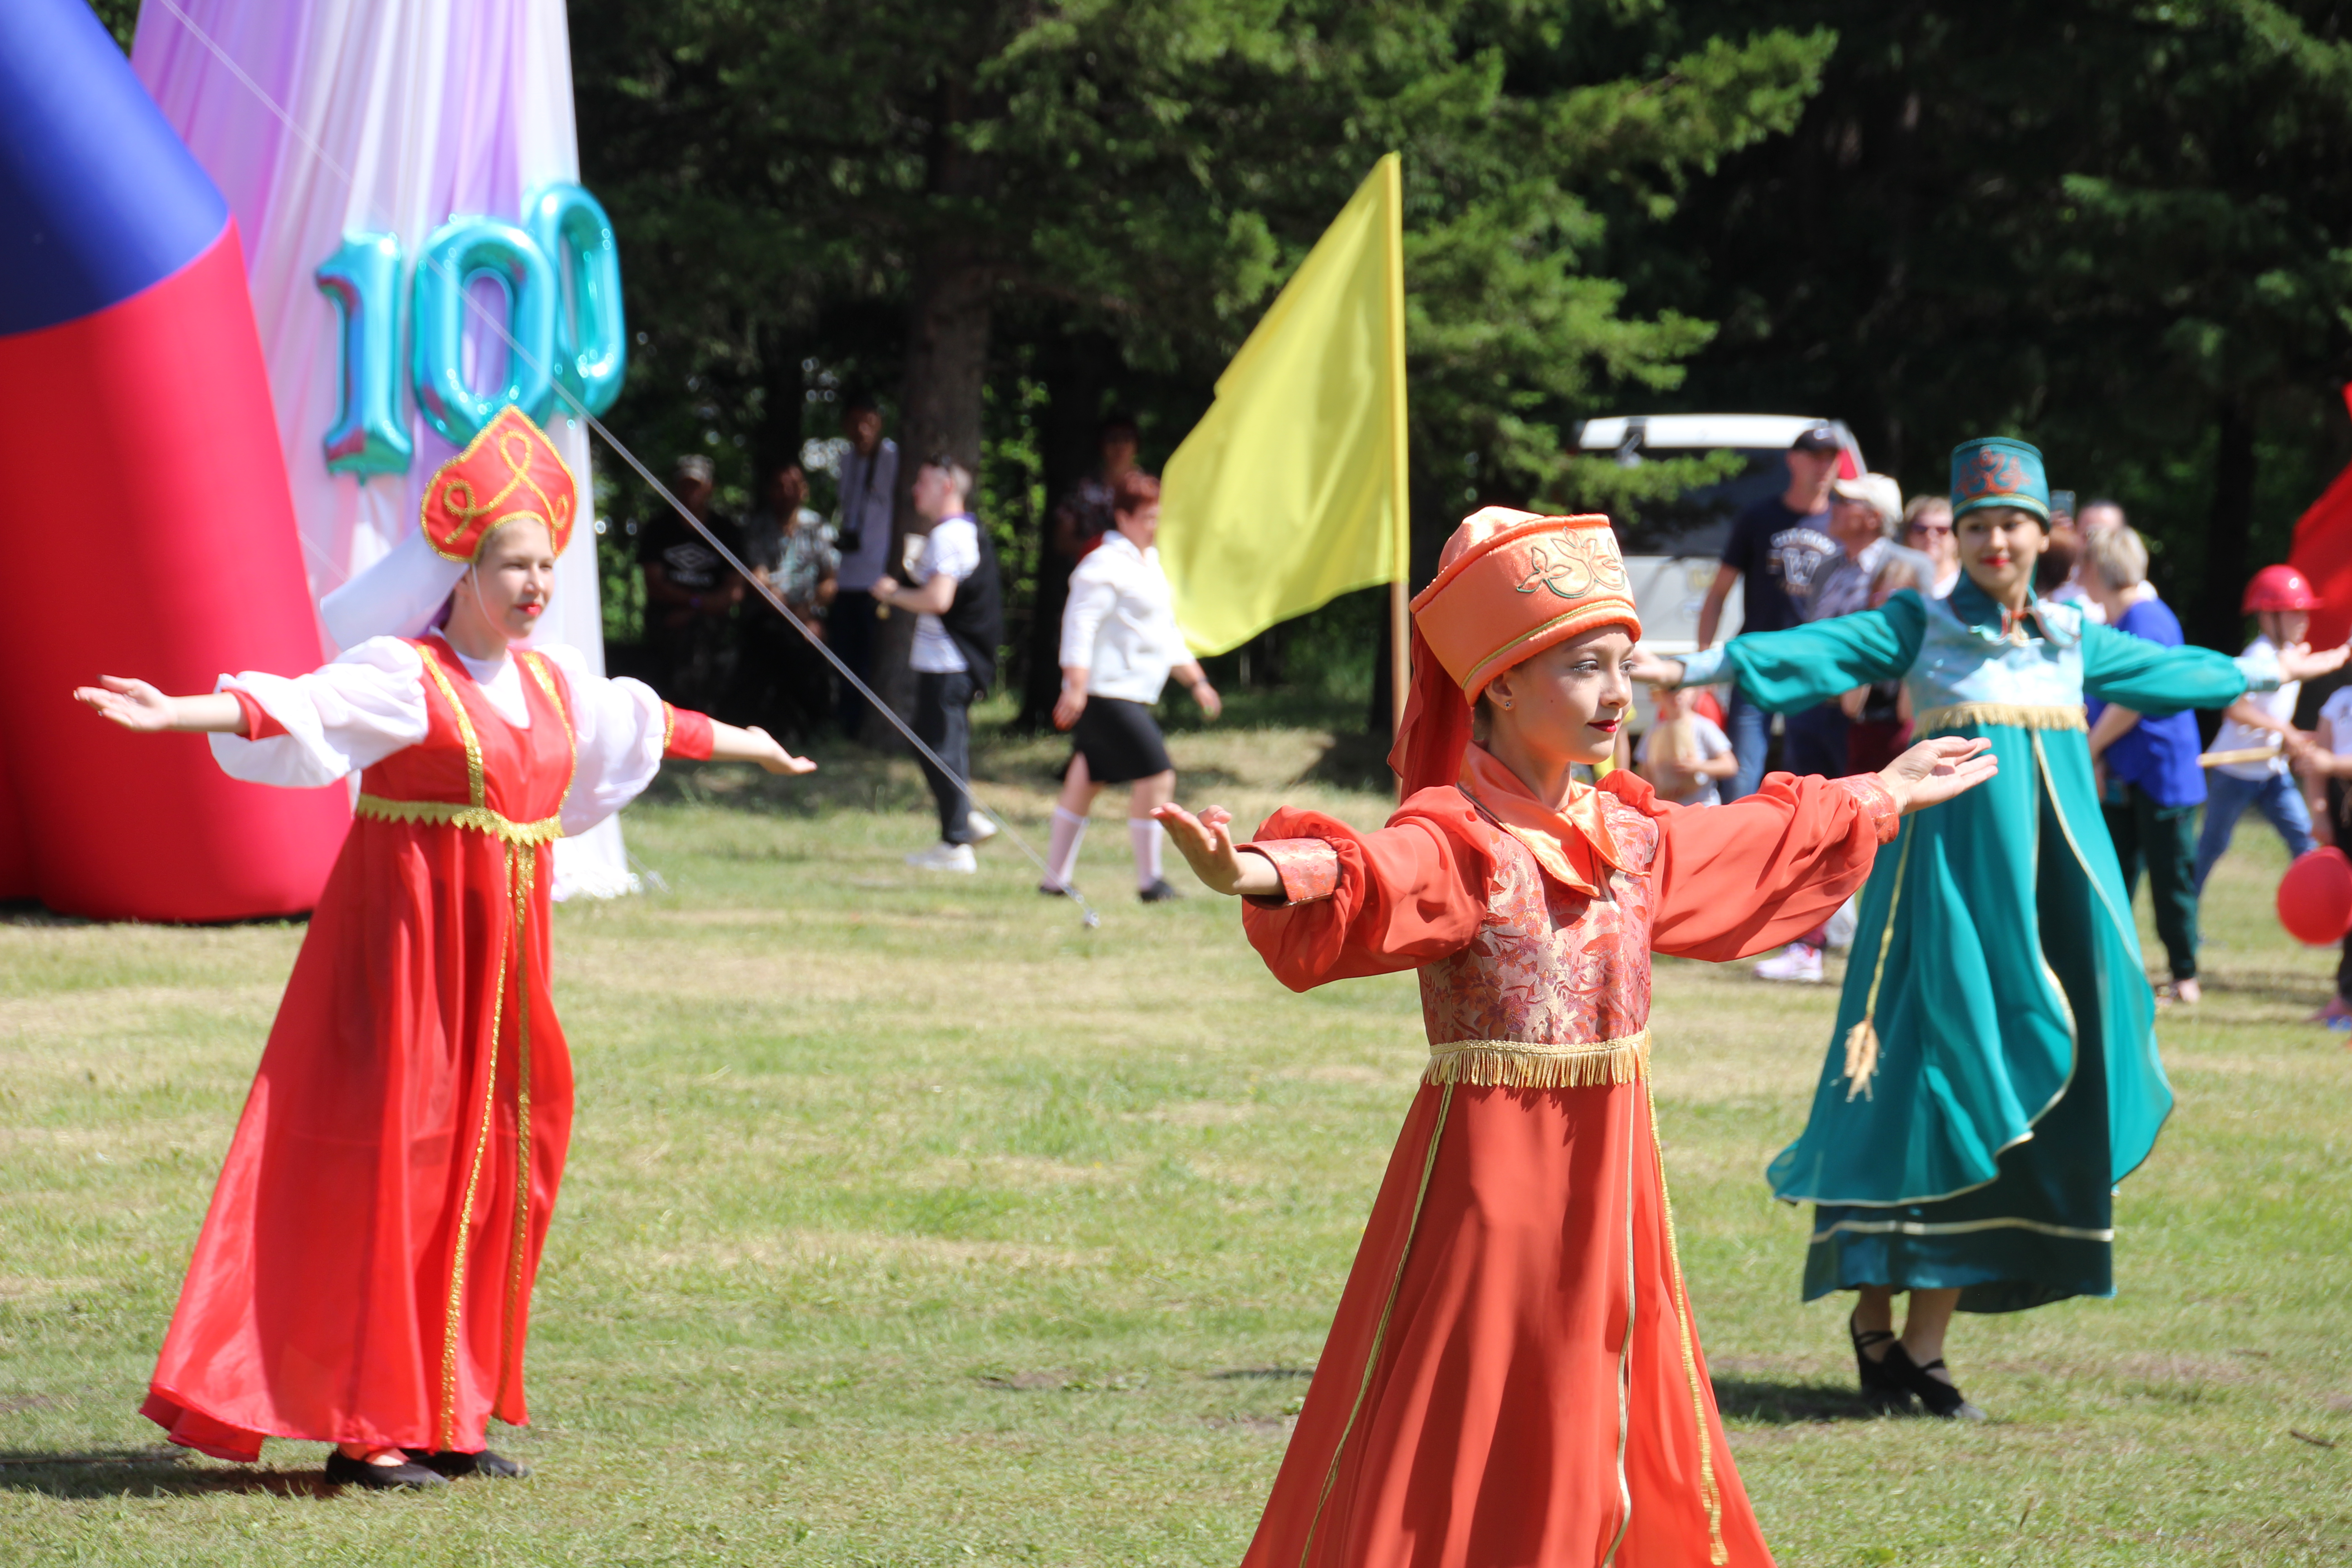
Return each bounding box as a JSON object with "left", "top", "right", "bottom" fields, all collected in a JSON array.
[{"left": 0, "top": 0, "right": 229, "bottom": 336}]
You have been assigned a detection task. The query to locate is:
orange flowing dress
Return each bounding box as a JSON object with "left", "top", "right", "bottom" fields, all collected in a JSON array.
[
  {"left": 142, "top": 634, "right": 709, "bottom": 1461},
  {"left": 1234, "top": 760, "right": 1896, "bottom": 1568}
]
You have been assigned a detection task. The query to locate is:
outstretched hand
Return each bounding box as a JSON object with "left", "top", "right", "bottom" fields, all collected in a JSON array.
[
  {"left": 74, "top": 676, "right": 180, "bottom": 733},
  {"left": 1149, "top": 803, "right": 1279, "bottom": 898},
  {"left": 2278, "top": 641, "right": 2352, "bottom": 684},
  {"left": 1877, "top": 735, "right": 1997, "bottom": 815},
  {"left": 1623, "top": 647, "right": 1685, "bottom": 688},
  {"left": 743, "top": 726, "right": 817, "bottom": 775}
]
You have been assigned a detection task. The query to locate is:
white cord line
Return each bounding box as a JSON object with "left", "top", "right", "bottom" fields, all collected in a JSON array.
[{"left": 145, "top": 0, "right": 1105, "bottom": 929}]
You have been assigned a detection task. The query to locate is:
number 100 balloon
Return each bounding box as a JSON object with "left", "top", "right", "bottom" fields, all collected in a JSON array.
[{"left": 314, "top": 181, "right": 626, "bottom": 479}]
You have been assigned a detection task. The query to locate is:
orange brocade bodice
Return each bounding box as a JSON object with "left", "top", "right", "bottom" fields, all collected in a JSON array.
[{"left": 1416, "top": 794, "right": 1658, "bottom": 1081}]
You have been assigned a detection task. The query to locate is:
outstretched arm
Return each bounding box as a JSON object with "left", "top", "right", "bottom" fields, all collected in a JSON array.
[
  {"left": 75, "top": 678, "right": 247, "bottom": 735},
  {"left": 1628, "top": 592, "right": 1927, "bottom": 713},
  {"left": 709, "top": 720, "right": 815, "bottom": 774},
  {"left": 1647, "top": 736, "right": 1994, "bottom": 961},
  {"left": 1155, "top": 804, "right": 1281, "bottom": 897}
]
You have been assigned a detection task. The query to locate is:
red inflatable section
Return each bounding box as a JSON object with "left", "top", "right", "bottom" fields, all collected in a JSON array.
[
  {"left": 2288, "top": 389, "right": 2352, "bottom": 652},
  {"left": 0, "top": 221, "right": 348, "bottom": 919}
]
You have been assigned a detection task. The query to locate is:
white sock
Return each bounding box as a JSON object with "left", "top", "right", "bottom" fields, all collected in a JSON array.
[
  {"left": 1129, "top": 818, "right": 1165, "bottom": 891},
  {"left": 1045, "top": 807, "right": 1088, "bottom": 890}
]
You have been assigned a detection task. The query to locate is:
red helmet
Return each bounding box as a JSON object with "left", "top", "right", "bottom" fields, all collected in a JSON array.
[{"left": 2243, "top": 564, "right": 2322, "bottom": 613}]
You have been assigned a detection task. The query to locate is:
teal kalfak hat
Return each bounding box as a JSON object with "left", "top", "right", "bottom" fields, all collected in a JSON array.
[{"left": 1949, "top": 437, "right": 2049, "bottom": 523}]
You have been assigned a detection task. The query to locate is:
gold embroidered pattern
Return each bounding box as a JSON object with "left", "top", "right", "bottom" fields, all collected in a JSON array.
[
  {"left": 1913, "top": 702, "right": 2086, "bottom": 735},
  {"left": 1425, "top": 1029, "right": 1650, "bottom": 1089},
  {"left": 495, "top": 843, "right": 536, "bottom": 1411},
  {"left": 426, "top": 412, "right": 576, "bottom": 561}
]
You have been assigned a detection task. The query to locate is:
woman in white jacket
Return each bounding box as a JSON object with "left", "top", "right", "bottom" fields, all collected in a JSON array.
[{"left": 1046, "top": 470, "right": 1222, "bottom": 901}]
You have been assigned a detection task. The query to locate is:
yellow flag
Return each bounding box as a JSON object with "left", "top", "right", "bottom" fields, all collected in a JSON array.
[{"left": 1160, "top": 154, "right": 1408, "bottom": 656}]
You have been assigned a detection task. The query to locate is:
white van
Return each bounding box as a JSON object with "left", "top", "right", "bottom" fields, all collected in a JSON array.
[{"left": 1576, "top": 414, "right": 1865, "bottom": 735}]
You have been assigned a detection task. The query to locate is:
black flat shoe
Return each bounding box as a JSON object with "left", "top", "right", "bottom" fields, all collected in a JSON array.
[
  {"left": 404, "top": 1447, "right": 530, "bottom": 1479},
  {"left": 1848, "top": 1312, "right": 1912, "bottom": 1411},
  {"left": 1880, "top": 1341, "right": 1989, "bottom": 1421},
  {"left": 1037, "top": 882, "right": 1069, "bottom": 897},
  {"left": 1138, "top": 878, "right": 1183, "bottom": 903},
  {"left": 324, "top": 1450, "right": 448, "bottom": 1490}
]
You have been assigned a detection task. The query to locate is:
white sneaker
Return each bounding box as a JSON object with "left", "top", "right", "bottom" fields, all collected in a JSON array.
[
  {"left": 1754, "top": 942, "right": 1823, "bottom": 983},
  {"left": 967, "top": 809, "right": 1000, "bottom": 843},
  {"left": 905, "top": 841, "right": 977, "bottom": 873}
]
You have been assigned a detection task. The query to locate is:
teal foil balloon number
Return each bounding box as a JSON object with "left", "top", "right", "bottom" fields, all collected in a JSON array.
[
  {"left": 526, "top": 183, "right": 628, "bottom": 416},
  {"left": 315, "top": 234, "right": 414, "bottom": 480},
  {"left": 411, "top": 216, "right": 557, "bottom": 447}
]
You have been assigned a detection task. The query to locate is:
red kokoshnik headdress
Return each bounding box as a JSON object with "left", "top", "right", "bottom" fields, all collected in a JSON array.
[
  {"left": 421, "top": 405, "right": 577, "bottom": 562},
  {"left": 1388, "top": 508, "right": 1643, "bottom": 797}
]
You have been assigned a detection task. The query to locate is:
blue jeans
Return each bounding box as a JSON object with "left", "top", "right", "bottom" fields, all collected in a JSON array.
[
  {"left": 1726, "top": 689, "right": 1772, "bottom": 801},
  {"left": 2193, "top": 768, "right": 2314, "bottom": 891}
]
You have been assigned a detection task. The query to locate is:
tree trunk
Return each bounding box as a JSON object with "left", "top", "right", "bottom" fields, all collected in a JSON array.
[
  {"left": 863, "top": 57, "right": 1001, "bottom": 744},
  {"left": 1018, "top": 331, "right": 1114, "bottom": 731},
  {"left": 2199, "top": 399, "right": 2258, "bottom": 650}
]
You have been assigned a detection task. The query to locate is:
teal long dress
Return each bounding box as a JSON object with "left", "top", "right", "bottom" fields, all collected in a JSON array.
[{"left": 1678, "top": 577, "right": 2273, "bottom": 1311}]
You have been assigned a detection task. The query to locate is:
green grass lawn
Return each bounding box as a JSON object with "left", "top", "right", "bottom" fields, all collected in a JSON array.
[{"left": 2, "top": 716, "right": 2347, "bottom": 1565}]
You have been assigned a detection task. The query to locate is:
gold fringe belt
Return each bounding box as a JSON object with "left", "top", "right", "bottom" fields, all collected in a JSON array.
[
  {"left": 356, "top": 794, "right": 565, "bottom": 847},
  {"left": 1912, "top": 702, "right": 2086, "bottom": 735},
  {"left": 1425, "top": 1029, "right": 1650, "bottom": 1088}
]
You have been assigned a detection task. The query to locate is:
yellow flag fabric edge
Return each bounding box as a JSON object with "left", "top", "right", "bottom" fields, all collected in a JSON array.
[
  {"left": 1382, "top": 152, "right": 1410, "bottom": 744},
  {"left": 1159, "top": 153, "right": 1409, "bottom": 659}
]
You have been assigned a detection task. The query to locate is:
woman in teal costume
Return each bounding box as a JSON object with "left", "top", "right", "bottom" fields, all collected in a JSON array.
[{"left": 1634, "top": 438, "right": 2345, "bottom": 1420}]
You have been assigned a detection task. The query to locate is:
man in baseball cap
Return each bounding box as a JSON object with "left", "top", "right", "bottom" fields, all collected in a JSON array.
[{"left": 1694, "top": 422, "right": 1845, "bottom": 800}]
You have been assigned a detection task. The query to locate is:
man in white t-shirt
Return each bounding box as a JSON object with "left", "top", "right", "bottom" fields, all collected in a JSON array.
[
  {"left": 873, "top": 456, "right": 1002, "bottom": 872},
  {"left": 2193, "top": 566, "right": 2322, "bottom": 892}
]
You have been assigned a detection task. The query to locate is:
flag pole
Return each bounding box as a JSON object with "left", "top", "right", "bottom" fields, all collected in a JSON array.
[{"left": 1382, "top": 153, "right": 1410, "bottom": 792}]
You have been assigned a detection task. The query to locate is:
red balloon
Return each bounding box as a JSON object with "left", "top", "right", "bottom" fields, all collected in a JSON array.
[{"left": 2278, "top": 847, "right": 2352, "bottom": 946}]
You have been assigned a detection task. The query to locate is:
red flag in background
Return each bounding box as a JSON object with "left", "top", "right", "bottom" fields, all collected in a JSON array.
[{"left": 2287, "top": 385, "right": 2352, "bottom": 651}]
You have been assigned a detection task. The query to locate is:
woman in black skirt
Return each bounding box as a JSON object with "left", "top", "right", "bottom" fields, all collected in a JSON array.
[{"left": 1046, "top": 470, "right": 1222, "bottom": 900}]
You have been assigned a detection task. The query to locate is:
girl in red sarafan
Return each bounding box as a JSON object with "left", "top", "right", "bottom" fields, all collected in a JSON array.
[
  {"left": 74, "top": 408, "right": 812, "bottom": 1491},
  {"left": 1156, "top": 509, "right": 1994, "bottom": 1567}
]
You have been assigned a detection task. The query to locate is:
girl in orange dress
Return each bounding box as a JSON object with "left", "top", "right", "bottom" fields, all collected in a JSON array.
[
  {"left": 76, "top": 409, "right": 812, "bottom": 1490},
  {"left": 1156, "top": 509, "right": 1994, "bottom": 1567}
]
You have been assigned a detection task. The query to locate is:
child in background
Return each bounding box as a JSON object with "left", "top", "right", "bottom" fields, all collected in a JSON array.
[
  {"left": 1636, "top": 682, "right": 1735, "bottom": 805},
  {"left": 2195, "top": 566, "right": 2321, "bottom": 892}
]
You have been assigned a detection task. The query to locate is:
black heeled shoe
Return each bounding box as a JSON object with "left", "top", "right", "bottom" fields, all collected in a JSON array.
[
  {"left": 403, "top": 1447, "right": 531, "bottom": 1479},
  {"left": 1848, "top": 1312, "right": 1912, "bottom": 1411},
  {"left": 324, "top": 1449, "right": 448, "bottom": 1490},
  {"left": 1880, "top": 1341, "right": 1988, "bottom": 1421}
]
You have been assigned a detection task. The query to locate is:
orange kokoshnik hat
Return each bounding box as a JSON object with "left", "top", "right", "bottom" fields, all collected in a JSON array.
[
  {"left": 318, "top": 404, "right": 582, "bottom": 647},
  {"left": 1389, "top": 509, "right": 1642, "bottom": 799}
]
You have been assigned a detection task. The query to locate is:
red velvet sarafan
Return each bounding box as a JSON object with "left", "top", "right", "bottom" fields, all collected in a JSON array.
[
  {"left": 1235, "top": 763, "right": 1895, "bottom": 1568},
  {"left": 143, "top": 639, "right": 588, "bottom": 1460}
]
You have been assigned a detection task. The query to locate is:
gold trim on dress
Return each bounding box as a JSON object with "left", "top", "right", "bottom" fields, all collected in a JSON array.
[
  {"left": 417, "top": 648, "right": 488, "bottom": 808},
  {"left": 1425, "top": 1029, "right": 1650, "bottom": 1089},
  {"left": 441, "top": 878, "right": 508, "bottom": 1448},
  {"left": 1646, "top": 1080, "right": 1726, "bottom": 1566},
  {"left": 1913, "top": 702, "right": 2086, "bottom": 734},
  {"left": 355, "top": 795, "right": 564, "bottom": 846},
  {"left": 1297, "top": 1083, "right": 1456, "bottom": 1568}
]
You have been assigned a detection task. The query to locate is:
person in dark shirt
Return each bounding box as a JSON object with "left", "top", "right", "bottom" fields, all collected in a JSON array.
[
  {"left": 639, "top": 453, "right": 745, "bottom": 713},
  {"left": 1694, "top": 424, "right": 1842, "bottom": 798},
  {"left": 2083, "top": 524, "right": 2207, "bottom": 1004},
  {"left": 1050, "top": 413, "right": 1141, "bottom": 561}
]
